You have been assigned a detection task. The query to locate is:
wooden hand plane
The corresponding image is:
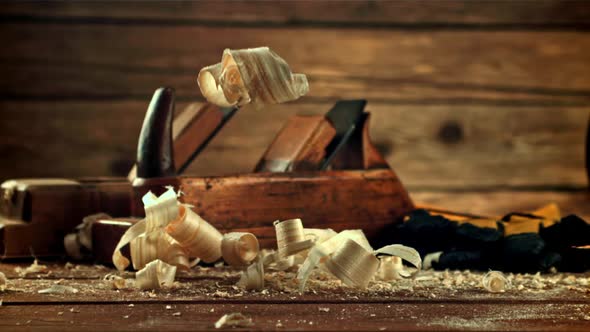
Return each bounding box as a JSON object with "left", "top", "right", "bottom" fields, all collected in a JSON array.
[{"left": 0, "top": 87, "right": 414, "bottom": 260}]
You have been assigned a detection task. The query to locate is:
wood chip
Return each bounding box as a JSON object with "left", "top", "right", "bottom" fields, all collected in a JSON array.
[
  {"left": 214, "top": 313, "right": 253, "bottom": 329},
  {"left": 38, "top": 284, "right": 79, "bottom": 294},
  {"left": 14, "top": 259, "right": 48, "bottom": 277}
]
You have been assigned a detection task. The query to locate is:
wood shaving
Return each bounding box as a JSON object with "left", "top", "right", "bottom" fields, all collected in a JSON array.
[
  {"left": 482, "top": 271, "right": 510, "bottom": 293},
  {"left": 103, "top": 274, "right": 127, "bottom": 290},
  {"left": 135, "top": 259, "right": 177, "bottom": 290},
  {"left": 221, "top": 232, "right": 259, "bottom": 266},
  {"left": 198, "top": 47, "right": 308, "bottom": 107},
  {"left": 214, "top": 313, "right": 253, "bottom": 329},
  {"left": 166, "top": 204, "right": 223, "bottom": 263},
  {"left": 324, "top": 239, "right": 380, "bottom": 288},
  {"left": 14, "top": 259, "right": 48, "bottom": 277},
  {"left": 38, "top": 284, "right": 79, "bottom": 294},
  {"left": 274, "top": 219, "right": 314, "bottom": 258}
]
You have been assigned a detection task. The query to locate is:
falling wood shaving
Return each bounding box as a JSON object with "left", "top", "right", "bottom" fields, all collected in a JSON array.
[
  {"left": 14, "top": 259, "right": 48, "bottom": 277},
  {"left": 135, "top": 259, "right": 177, "bottom": 290},
  {"left": 198, "top": 47, "right": 308, "bottom": 107},
  {"left": 214, "top": 313, "right": 253, "bottom": 329},
  {"left": 38, "top": 284, "right": 79, "bottom": 294}
]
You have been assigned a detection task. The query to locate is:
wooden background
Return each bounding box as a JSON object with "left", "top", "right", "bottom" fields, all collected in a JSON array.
[{"left": 1, "top": 0, "right": 589, "bottom": 193}]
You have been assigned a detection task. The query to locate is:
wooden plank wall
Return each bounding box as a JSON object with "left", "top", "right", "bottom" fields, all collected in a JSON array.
[{"left": 0, "top": 0, "right": 589, "bottom": 191}]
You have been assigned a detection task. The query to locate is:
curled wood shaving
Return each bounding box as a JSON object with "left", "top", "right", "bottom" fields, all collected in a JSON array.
[
  {"left": 112, "top": 218, "right": 147, "bottom": 271},
  {"left": 14, "top": 259, "right": 48, "bottom": 277},
  {"left": 135, "top": 259, "right": 177, "bottom": 290},
  {"left": 221, "top": 232, "right": 260, "bottom": 266},
  {"left": 143, "top": 189, "right": 179, "bottom": 232},
  {"left": 297, "top": 229, "right": 372, "bottom": 292},
  {"left": 274, "top": 219, "right": 314, "bottom": 258},
  {"left": 113, "top": 188, "right": 192, "bottom": 271},
  {"left": 482, "top": 270, "right": 510, "bottom": 293},
  {"left": 198, "top": 47, "right": 308, "bottom": 107},
  {"left": 166, "top": 205, "right": 223, "bottom": 263},
  {"left": 374, "top": 244, "right": 422, "bottom": 277},
  {"left": 130, "top": 231, "right": 190, "bottom": 271},
  {"left": 214, "top": 313, "right": 253, "bottom": 329},
  {"left": 377, "top": 256, "right": 410, "bottom": 281},
  {"left": 38, "top": 284, "right": 79, "bottom": 294},
  {"left": 324, "top": 239, "right": 380, "bottom": 288}
]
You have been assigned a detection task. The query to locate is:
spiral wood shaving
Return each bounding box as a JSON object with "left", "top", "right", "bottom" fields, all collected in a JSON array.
[
  {"left": 325, "top": 239, "right": 380, "bottom": 288},
  {"left": 197, "top": 47, "right": 309, "bottom": 107},
  {"left": 221, "top": 232, "right": 260, "bottom": 266},
  {"left": 130, "top": 231, "right": 190, "bottom": 271},
  {"left": 166, "top": 205, "right": 223, "bottom": 263},
  {"left": 274, "top": 219, "right": 314, "bottom": 258},
  {"left": 482, "top": 270, "right": 510, "bottom": 292}
]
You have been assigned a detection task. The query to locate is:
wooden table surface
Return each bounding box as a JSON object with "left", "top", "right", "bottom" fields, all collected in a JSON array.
[
  {"left": 1, "top": 260, "right": 589, "bottom": 331},
  {"left": 1, "top": 191, "right": 589, "bottom": 332}
]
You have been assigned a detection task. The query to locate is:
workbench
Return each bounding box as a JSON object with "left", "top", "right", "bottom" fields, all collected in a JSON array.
[
  {"left": 1, "top": 1, "right": 590, "bottom": 330},
  {"left": 1, "top": 191, "right": 589, "bottom": 331}
]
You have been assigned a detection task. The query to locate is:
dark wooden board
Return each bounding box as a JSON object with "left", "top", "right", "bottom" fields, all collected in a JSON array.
[
  {"left": 0, "top": 101, "right": 586, "bottom": 188},
  {"left": 1, "top": 302, "right": 589, "bottom": 331},
  {"left": 2, "top": 1, "right": 590, "bottom": 26},
  {"left": 1, "top": 261, "right": 589, "bottom": 331}
]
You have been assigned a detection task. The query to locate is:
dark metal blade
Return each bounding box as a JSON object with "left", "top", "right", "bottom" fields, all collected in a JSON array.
[
  {"left": 176, "top": 106, "right": 238, "bottom": 174},
  {"left": 320, "top": 100, "right": 367, "bottom": 170}
]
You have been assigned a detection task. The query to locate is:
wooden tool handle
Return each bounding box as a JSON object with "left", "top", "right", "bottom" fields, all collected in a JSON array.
[
  {"left": 254, "top": 115, "right": 336, "bottom": 172},
  {"left": 330, "top": 113, "right": 390, "bottom": 170}
]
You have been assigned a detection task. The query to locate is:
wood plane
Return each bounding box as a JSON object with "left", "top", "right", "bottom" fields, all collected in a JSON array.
[
  {"left": 0, "top": 88, "right": 236, "bottom": 258},
  {"left": 1, "top": 87, "right": 414, "bottom": 261}
]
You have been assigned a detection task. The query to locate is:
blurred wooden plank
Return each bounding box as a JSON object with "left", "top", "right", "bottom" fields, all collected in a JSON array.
[
  {"left": 0, "top": 302, "right": 588, "bottom": 331},
  {"left": 1, "top": 0, "right": 589, "bottom": 26},
  {"left": 0, "top": 101, "right": 586, "bottom": 188},
  {"left": 0, "top": 25, "right": 589, "bottom": 104}
]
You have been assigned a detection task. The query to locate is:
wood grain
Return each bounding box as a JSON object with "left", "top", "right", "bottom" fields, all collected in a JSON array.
[
  {"left": 0, "top": 24, "right": 589, "bottom": 105},
  {"left": 1, "top": 0, "right": 589, "bottom": 26},
  {"left": 1, "top": 302, "right": 588, "bottom": 331},
  {"left": 0, "top": 101, "right": 586, "bottom": 188},
  {"left": 132, "top": 169, "right": 413, "bottom": 248}
]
